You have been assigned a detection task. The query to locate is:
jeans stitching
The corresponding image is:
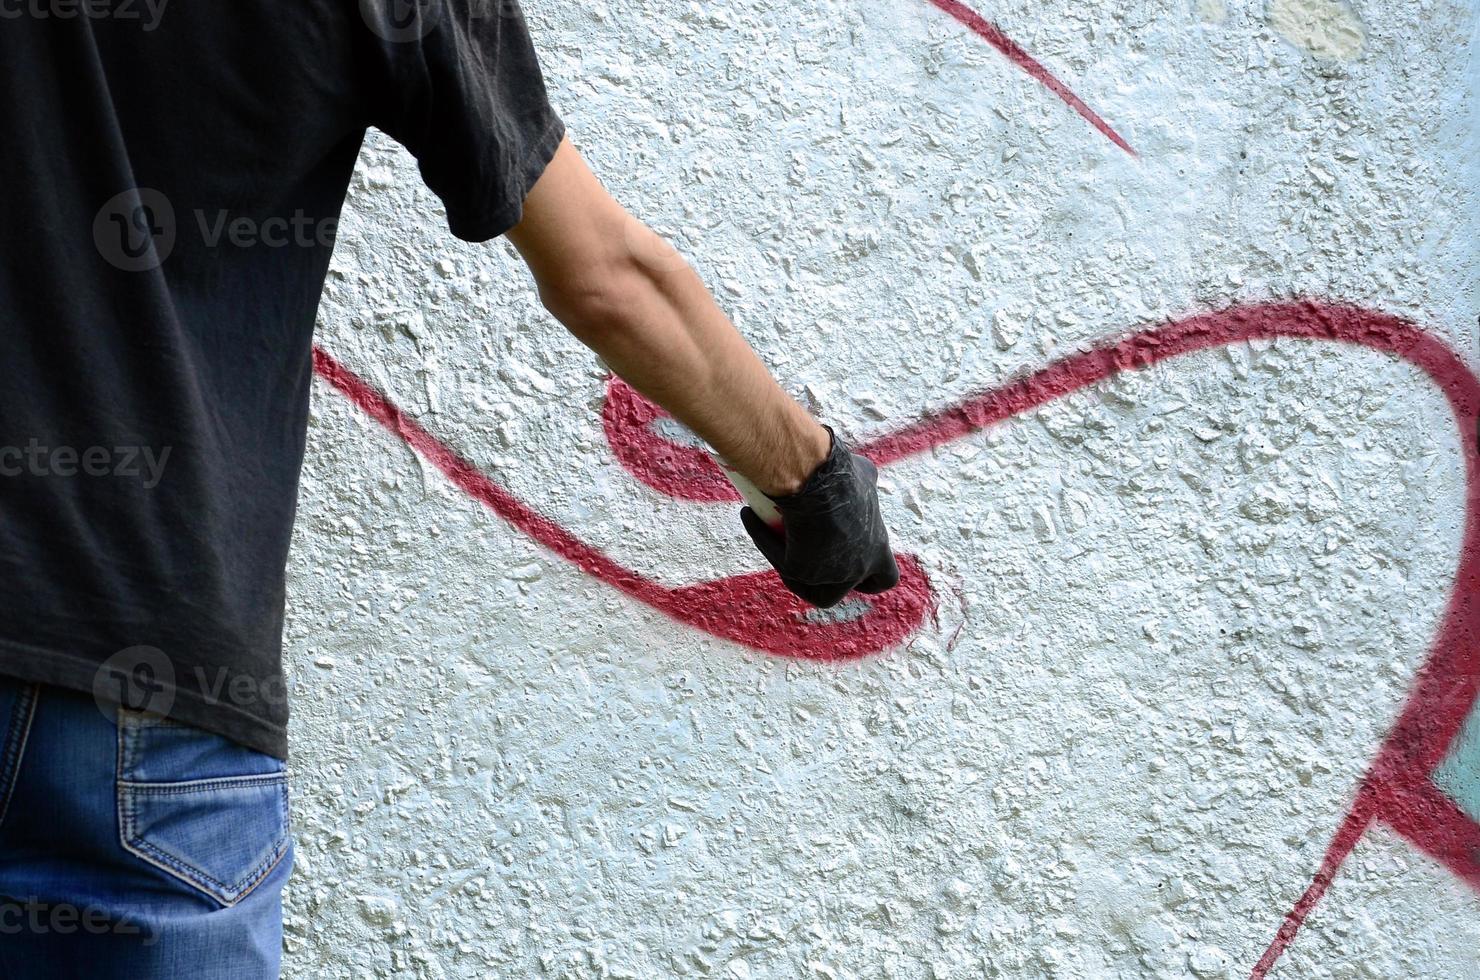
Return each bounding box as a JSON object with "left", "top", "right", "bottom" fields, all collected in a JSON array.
[
  {"left": 114, "top": 711, "right": 290, "bottom": 907},
  {"left": 119, "top": 773, "right": 286, "bottom": 794},
  {"left": 118, "top": 773, "right": 288, "bottom": 906},
  {"left": 122, "top": 825, "right": 287, "bottom": 904},
  {"left": 0, "top": 683, "right": 39, "bottom": 831}
]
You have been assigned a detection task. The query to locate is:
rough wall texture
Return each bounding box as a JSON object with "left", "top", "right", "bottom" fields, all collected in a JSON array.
[{"left": 283, "top": 1, "right": 1480, "bottom": 977}]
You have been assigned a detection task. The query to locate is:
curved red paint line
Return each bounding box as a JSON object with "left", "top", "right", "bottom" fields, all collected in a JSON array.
[
  {"left": 329, "top": 301, "right": 1480, "bottom": 973},
  {"left": 1254, "top": 768, "right": 1480, "bottom": 977},
  {"left": 311, "top": 348, "right": 934, "bottom": 660},
  {"left": 866, "top": 304, "right": 1480, "bottom": 963},
  {"left": 603, "top": 376, "right": 739, "bottom": 503},
  {"left": 1375, "top": 773, "right": 1480, "bottom": 892},
  {"left": 923, "top": 0, "right": 1137, "bottom": 155},
  {"left": 599, "top": 300, "right": 1480, "bottom": 969},
  {"left": 904, "top": 305, "right": 1480, "bottom": 972}
]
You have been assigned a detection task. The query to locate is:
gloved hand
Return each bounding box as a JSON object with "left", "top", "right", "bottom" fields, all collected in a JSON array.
[{"left": 739, "top": 427, "right": 901, "bottom": 608}]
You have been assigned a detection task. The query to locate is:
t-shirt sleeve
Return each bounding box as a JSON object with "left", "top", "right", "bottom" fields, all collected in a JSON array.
[{"left": 362, "top": 0, "right": 565, "bottom": 242}]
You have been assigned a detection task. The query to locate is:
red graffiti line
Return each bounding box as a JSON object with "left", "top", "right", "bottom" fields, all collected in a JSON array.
[
  {"left": 599, "top": 300, "right": 1480, "bottom": 971},
  {"left": 321, "top": 300, "right": 1480, "bottom": 974},
  {"left": 922, "top": 0, "right": 1136, "bottom": 155},
  {"left": 312, "top": 349, "right": 935, "bottom": 660}
]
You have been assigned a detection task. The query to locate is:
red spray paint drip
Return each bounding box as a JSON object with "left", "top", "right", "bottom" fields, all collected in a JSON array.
[
  {"left": 597, "top": 300, "right": 1480, "bottom": 973},
  {"left": 922, "top": 0, "right": 1137, "bottom": 155},
  {"left": 320, "top": 300, "right": 1479, "bottom": 976}
]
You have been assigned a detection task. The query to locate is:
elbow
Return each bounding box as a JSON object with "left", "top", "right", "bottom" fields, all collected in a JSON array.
[
  {"left": 536, "top": 250, "right": 668, "bottom": 340},
  {"left": 528, "top": 215, "right": 697, "bottom": 346}
]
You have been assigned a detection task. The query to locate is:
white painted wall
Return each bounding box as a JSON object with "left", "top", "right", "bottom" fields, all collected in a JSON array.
[{"left": 282, "top": 1, "right": 1480, "bottom": 976}]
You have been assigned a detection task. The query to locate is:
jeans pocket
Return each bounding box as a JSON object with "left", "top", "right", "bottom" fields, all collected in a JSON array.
[{"left": 115, "top": 708, "right": 290, "bottom": 907}]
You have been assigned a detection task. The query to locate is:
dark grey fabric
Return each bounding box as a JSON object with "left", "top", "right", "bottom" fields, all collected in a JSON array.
[{"left": 0, "top": 0, "right": 564, "bottom": 758}]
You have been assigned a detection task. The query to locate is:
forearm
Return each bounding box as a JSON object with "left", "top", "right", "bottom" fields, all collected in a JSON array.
[
  {"left": 506, "top": 138, "right": 828, "bottom": 496},
  {"left": 545, "top": 254, "right": 828, "bottom": 497},
  {"left": 504, "top": 137, "right": 898, "bottom": 607}
]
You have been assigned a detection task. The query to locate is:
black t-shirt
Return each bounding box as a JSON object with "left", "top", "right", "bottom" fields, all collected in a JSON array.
[{"left": 0, "top": 1, "right": 564, "bottom": 758}]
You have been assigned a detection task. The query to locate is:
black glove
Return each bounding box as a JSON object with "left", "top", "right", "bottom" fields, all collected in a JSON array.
[{"left": 739, "top": 427, "right": 901, "bottom": 609}]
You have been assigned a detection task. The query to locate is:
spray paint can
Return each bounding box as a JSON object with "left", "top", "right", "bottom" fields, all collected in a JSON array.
[{"left": 715, "top": 458, "right": 784, "bottom": 531}]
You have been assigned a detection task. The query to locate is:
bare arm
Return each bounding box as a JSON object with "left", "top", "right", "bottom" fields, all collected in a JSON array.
[
  {"left": 505, "top": 136, "right": 900, "bottom": 607},
  {"left": 505, "top": 137, "right": 829, "bottom": 497}
]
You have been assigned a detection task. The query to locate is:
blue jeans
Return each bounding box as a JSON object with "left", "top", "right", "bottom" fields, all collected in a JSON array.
[{"left": 0, "top": 677, "right": 291, "bottom": 978}]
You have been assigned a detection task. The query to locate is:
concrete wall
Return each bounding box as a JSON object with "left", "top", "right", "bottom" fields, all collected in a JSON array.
[{"left": 283, "top": 1, "right": 1480, "bottom": 976}]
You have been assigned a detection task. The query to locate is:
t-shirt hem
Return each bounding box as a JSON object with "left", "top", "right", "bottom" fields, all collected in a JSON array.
[
  {"left": 0, "top": 639, "right": 290, "bottom": 760},
  {"left": 447, "top": 115, "right": 567, "bottom": 243}
]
